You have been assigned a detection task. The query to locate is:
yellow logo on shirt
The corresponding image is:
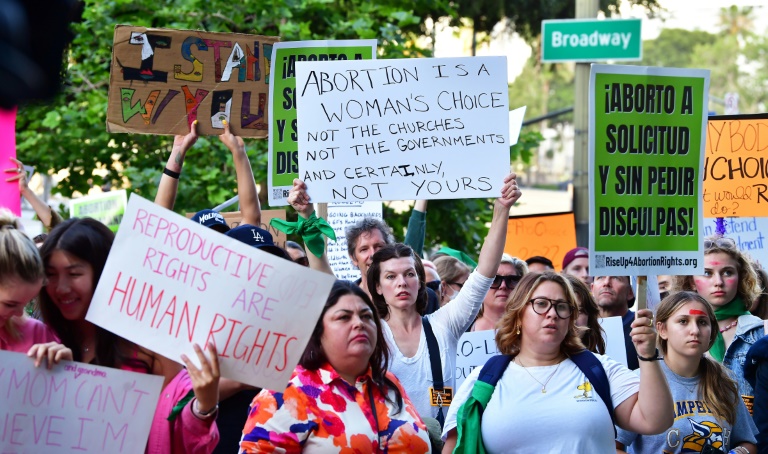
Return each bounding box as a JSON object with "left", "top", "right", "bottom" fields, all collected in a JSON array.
[{"left": 574, "top": 380, "right": 593, "bottom": 399}]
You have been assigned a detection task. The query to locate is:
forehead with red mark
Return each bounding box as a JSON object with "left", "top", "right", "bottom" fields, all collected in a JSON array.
[{"left": 689, "top": 309, "right": 706, "bottom": 315}]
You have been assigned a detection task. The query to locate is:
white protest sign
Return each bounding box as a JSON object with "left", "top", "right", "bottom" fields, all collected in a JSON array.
[
  {"left": 0, "top": 350, "right": 162, "bottom": 453},
  {"left": 509, "top": 105, "right": 526, "bottom": 146},
  {"left": 599, "top": 316, "right": 628, "bottom": 368},
  {"left": 296, "top": 56, "right": 510, "bottom": 202},
  {"left": 326, "top": 201, "right": 383, "bottom": 281},
  {"left": 86, "top": 195, "right": 336, "bottom": 391},
  {"left": 703, "top": 217, "right": 768, "bottom": 267},
  {"left": 454, "top": 330, "right": 499, "bottom": 391}
]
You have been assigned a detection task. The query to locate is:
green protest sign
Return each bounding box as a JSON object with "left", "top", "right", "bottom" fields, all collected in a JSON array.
[
  {"left": 267, "top": 40, "right": 377, "bottom": 206},
  {"left": 589, "top": 65, "right": 709, "bottom": 276},
  {"left": 69, "top": 190, "right": 127, "bottom": 232}
]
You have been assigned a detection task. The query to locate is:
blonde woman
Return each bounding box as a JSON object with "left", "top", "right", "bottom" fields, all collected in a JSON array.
[{"left": 0, "top": 209, "right": 69, "bottom": 365}]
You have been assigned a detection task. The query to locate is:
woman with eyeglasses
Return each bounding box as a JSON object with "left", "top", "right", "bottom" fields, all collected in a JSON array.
[
  {"left": 365, "top": 173, "right": 521, "bottom": 425},
  {"left": 442, "top": 272, "right": 673, "bottom": 453},
  {"left": 468, "top": 254, "right": 527, "bottom": 332},
  {"left": 672, "top": 235, "right": 763, "bottom": 404},
  {"left": 433, "top": 256, "right": 471, "bottom": 306}
]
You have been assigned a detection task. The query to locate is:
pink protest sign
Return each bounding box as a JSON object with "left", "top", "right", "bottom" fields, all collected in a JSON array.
[
  {"left": 0, "top": 350, "right": 163, "bottom": 453},
  {"left": 0, "top": 108, "right": 20, "bottom": 215}
]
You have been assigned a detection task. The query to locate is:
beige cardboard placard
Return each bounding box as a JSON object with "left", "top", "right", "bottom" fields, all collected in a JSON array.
[
  {"left": 185, "top": 209, "right": 287, "bottom": 247},
  {"left": 107, "top": 25, "right": 279, "bottom": 137}
]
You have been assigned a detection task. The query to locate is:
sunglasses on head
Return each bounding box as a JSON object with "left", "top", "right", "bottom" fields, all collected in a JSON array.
[
  {"left": 490, "top": 274, "right": 521, "bottom": 289},
  {"left": 704, "top": 237, "right": 737, "bottom": 250}
]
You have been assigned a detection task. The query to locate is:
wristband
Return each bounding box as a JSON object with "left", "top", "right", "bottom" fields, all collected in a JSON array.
[
  {"left": 163, "top": 167, "right": 181, "bottom": 179},
  {"left": 637, "top": 348, "right": 662, "bottom": 362},
  {"left": 193, "top": 398, "right": 218, "bottom": 419}
]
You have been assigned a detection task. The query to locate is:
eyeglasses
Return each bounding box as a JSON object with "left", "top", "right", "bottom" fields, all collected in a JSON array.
[
  {"left": 490, "top": 274, "right": 521, "bottom": 289},
  {"left": 704, "top": 237, "right": 737, "bottom": 250},
  {"left": 529, "top": 297, "right": 573, "bottom": 319},
  {"left": 447, "top": 281, "right": 464, "bottom": 290}
]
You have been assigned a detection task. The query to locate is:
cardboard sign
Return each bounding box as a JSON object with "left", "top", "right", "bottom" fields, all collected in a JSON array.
[
  {"left": 599, "top": 316, "right": 628, "bottom": 368},
  {"left": 86, "top": 195, "right": 335, "bottom": 391},
  {"left": 0, "top": 350, "right": 163, "bottom": 453},
  {"left": 185, "top": 209, "right": 287, "bottom": 247},
  {"left": 267, "top": 40, "right": 378, "bottom": 206},
  {"left": 70, "top": 190, "right": 127, "bottom": 233},
  {"left": 702, "top": 217, "right": 768, "bottom": 266},
  {"left": 0, "top": 108, "right": 20, "bottom": 215},
  {"left": 589, "top": 65, "right": 709, "bottom": 275},
  {"left": 505, "top": 212, "right": 577, "bottom": 271},
  {"left": 326, "top": 201, "right": 383, "bottom": 281},
  {"left": 454, "top": 330, "right": 499, "bottom": 391},
  {"left": 107, "top": 25, "right": 279, "bottom": 137},
  {"left": 703, "top": 114, "right": 768, "bottom": 218},
  {"left": 295, "top": 56, "right": 510, "bottom": 202}
]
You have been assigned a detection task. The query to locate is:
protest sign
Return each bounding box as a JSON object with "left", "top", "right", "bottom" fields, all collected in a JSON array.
[
  {"left": 106, "top": 25, "right": 279, "bottom": 137},
  {"left": 589, "top": 65, "right": 708, "bottom": 275},
  {"left": 505, "top": 212, "right": 577, "bottom": 271},
  {"left": 702, "top": 217, "right": 768, "bottom": 266},
  {"left": 0, "top": 108, "right": 20, "bottom": 215},
  {"left": 599, "top": 316, "right": 628, "bottom": 368},
  {"left": 86, "top": 195, "right": 335, "bottom": 391},
  {"left": 703, "top": 114, "right": 768, "bottom": 218},
  {"left": 0, "top": 350, "right": 162, "bottom": 453},
  {"left": 267, "top": 40, "right": 377, "bottom": 206},
  {"left": 326, "top": 201, "right": 383, "bottom": 281},
  {"left": 70, "top": 190, "right": 127, "bottom": 232},
  {"left": 185, "top": 209, "right": 287, "bottom": 247},
  {"left": 454, "top": 330, "right": 498, "bottom": 391},
  {"left": 295, "top": 56, "right": 510, "bottom": 202}
]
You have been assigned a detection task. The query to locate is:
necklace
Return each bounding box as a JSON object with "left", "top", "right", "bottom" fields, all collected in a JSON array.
[
  {"left": 720, "top": 320, "right": 738, "bottom": 333},
  {"left": 515, "top": 357, "right": 562, "bottom": 393},
  {"left": 667, "top": 370, "right": 698, "bottom": 395}
]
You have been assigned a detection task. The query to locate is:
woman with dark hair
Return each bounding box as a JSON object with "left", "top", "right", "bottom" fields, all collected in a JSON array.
[
  {"left": 618, "top": 291, "right": 756, "bottom": 454},
  {"left": 365, "top": 173, "right": 520, "bottom": 423},
  {"left": 672, "top": 236, "right": 763, "bottom": 402},
  {"left": 34, "top": 218, "right": 221, "bottom": 453},
  {"left": 238, "top": 280, "right": 430, "bottom": 453},
  {"left": 442, "top": 272, "right": 672, "bottom": 453},
  {"left": 563, "top": 273, "right": 606, "bottom": 355}
]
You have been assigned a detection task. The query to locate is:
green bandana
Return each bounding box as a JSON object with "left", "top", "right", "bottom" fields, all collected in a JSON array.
[
  {"left": 270, "top": 212, "right": 336, "bottom": 258},
  {"left": 167, "top": 389, "right": 195, "bottom": 421},
  {"left": 453, "top": 380, "right": 495, "bottom": 453},
  {"left": 710, "top": 296, "right": 749, "bottom": 362}
]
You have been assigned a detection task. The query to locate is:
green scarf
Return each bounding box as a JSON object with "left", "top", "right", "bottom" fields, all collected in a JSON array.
[
  {"left": 710, "top": 296, "right": 749, "bottom": 362},
  {"left": 453, "top": 380, "right": 495, "bottom": 453},
  {"left": 270, "top": 212, "right": 336, "bottom": 258}
]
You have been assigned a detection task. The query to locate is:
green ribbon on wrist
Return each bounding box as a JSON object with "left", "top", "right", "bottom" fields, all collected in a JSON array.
[
  {"left": 167, "top": 389, "right": 195, "bottom": 421},
  {"left": 270, "top": 212, "right": 336, "bottom": 258}
]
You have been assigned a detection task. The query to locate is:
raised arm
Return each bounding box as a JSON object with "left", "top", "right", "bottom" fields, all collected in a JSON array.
[
  {"left": 5, "top": 158, "right": 60, "bottom": 229},
  {"left": 614, "top": 309, "right": 673, "bottom": 434},
  {"left": 475, "top": 173, "right": 521, "bottom": 278},
  {"left": 403, "top": 199, "right": 427, "bottom": 257},
  {"left": 219, "top": 121, "right": 261, "bottom": 226},
  {"left": 155, "top": 121, "right": 198, "bottom": 210},
  {"left": 287, "top": 179, "right": 335, "bottom": 276}
]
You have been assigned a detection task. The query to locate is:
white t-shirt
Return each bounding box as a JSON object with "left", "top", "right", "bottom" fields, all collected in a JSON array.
[
  {"left": 441, "top": 353, "right": 640, "bottom": 453},
  {"left": 383, "top": 270, "right": 491, "bottom": 419}
]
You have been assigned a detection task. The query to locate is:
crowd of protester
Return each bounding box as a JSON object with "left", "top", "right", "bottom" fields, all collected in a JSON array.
[{"left": 3, "top": 123, "right": 768, "bottom": 454}]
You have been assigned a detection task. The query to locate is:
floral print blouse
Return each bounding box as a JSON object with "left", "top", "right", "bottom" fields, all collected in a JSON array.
[{"left": 239, "top": 363, "right": 431, "bottom": 453}]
